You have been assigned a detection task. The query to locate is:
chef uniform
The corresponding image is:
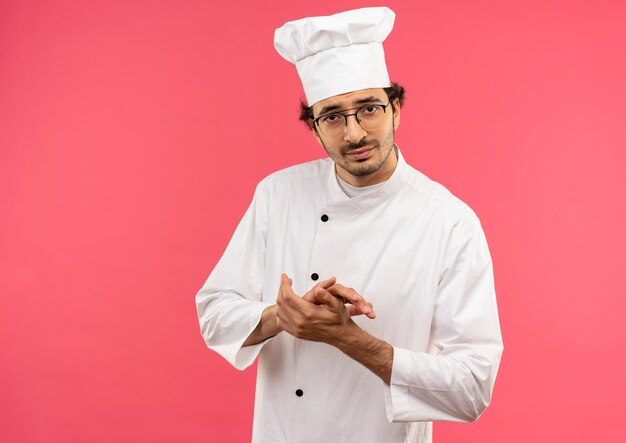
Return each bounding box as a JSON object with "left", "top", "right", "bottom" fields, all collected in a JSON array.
[{"left": 196, "top": 7, "right": 502, "bottom": 443}]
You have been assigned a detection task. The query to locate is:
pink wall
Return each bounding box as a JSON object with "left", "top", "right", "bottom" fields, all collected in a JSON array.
[{"left": 2, "top": 0, "right": 625, "bottom": 441}]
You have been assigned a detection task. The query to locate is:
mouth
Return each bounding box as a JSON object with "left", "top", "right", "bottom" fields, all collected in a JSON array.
[{"left": 345, "top": 145, "right": 375, "bottom": 161}]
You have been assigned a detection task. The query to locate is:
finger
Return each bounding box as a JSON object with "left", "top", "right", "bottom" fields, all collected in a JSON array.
[
  {"left": 280, "top": 274, "right": 295, "bottom": 297},
  {"left": 328, "top": 284, "right": 376, "bottom": 318},
  {"left": 280, "top": 278, "right": 315, "bottom": 314},
  {"left": 355, "top": 300, "right": 374, "bottom": 317},
  {"left": 347, "top": 305, "right": 364, "bottom": 317},
  {"left": 276, "top": 290, "right": 300, "bottom": 326},
  {"left": 279, "top": 275, "right": 300, "bottom": 310},
  {"left": 347, "top": 302, "right": 376, "bottom": 319},
  {"left": 318, "top": 276, "right": 336, "bottom": 290},
  {"left": 276, "top": 276, "right": 286, "bottom": 306},
  {"left": 281, "top": 273, "right": 293, "bottom": 287},
  {"left": 302, "top": 291, "right": 321, "bottom": 304},
  {"left": 327, "top": 284, "right": 361, "bottom": 304},
  {"left": 311, "top": 277, "right": 337, "bottom": 298},
  {"left": 303, "top": 276, "right": 337, "bottom": 304},
  {"left": 328, "top": 284, "right": 372, "bottom": 313},
  {"left": 315, "top": 287, "right": 344, "bottom": 312}
]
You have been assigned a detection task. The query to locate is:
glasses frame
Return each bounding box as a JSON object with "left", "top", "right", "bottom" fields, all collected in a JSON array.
[{"left": 313, "top": 101, "right": 391, "bottom": 134}]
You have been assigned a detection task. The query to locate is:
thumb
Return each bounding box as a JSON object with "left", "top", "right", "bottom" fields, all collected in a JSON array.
[{"left": 281, "top": 273, "right": 293, "bottom": 287}]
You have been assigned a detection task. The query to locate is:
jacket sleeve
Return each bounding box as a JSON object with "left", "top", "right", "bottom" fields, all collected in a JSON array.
[
  {"left": 195, "top": 181, "right": 273, "bottom": 370},
  {"left": 384, "top": 209, "right": 503, "bottom": 422}
]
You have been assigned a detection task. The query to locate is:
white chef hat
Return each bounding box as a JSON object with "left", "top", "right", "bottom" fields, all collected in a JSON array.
[{"left": 274, "top": 7, "right": 396, "bottom": 106}]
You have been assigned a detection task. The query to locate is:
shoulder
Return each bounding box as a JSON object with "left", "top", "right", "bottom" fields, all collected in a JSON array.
[
  {"left": 400, "top": 161, "right": 481, "bottom": 226},
  {"left": 255, "top": 157, "right": 332, "bottom": 192}
]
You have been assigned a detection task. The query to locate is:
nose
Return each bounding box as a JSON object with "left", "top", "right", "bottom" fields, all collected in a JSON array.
[{"left": 343, "top": 114, "right": 367, "bottom": 144}]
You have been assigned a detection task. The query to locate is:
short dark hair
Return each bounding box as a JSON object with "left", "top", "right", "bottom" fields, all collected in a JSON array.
[{"left": 298, "top": 82, "right": 406, "bottom": 131}]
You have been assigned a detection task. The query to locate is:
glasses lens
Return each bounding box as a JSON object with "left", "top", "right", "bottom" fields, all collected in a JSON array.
[
  {"left": 356, "top": 105, "right": 386, "bottom": 131},
  {"left": 318, "top": 114, "right": 344, "bottom": 137}
]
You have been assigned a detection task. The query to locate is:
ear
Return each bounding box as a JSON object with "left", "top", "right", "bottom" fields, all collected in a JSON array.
[{"left": 392, "top": 98, "right": 401, "bottom": 131}]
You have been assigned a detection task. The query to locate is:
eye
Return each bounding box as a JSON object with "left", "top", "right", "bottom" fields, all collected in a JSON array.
[
  {"left": 361, "top": 105, "right": 379, "bottom": 115},
  {"left": 322, "top": 114, "right": 342, "bottom": 125}
]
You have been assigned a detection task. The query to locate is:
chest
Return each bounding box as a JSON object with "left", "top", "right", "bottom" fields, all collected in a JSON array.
[{"left": 262, "top": 188, "right": 449, "bottom": 344}]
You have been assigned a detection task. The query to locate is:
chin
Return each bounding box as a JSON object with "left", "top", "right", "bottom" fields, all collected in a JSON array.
[{"left": 345, "top": 161, "right": 384, "bottom": 177}]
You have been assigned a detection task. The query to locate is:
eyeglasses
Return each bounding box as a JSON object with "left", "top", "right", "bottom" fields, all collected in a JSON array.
[{"left": 314, "top": 102, "right": 391, "bottom": 137}]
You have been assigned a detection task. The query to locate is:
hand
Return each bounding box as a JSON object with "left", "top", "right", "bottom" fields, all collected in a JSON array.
[
  {"left": 242, "top": 277, "right": 373, "bottom": 348},
  {"left": 327, "top": 283, "right": 376, "bottom": 319},
  {"left": 302, "top": 278, "right": 376, "bottom": 319},
  {"left": 276, "top": 274, "right": 392, "bottom": 384},
  {"left": 276, "top": 273, "right": 356, "bottom": 344}
]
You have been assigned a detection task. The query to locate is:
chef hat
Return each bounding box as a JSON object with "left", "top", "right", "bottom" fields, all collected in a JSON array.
[{"left": 274, "top": 7, "right": 396, "bottom": 106}]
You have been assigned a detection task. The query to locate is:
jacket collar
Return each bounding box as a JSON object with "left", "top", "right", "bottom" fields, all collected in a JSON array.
[{"left": 325, "top": 145, "right": 406, "bottom": 213}]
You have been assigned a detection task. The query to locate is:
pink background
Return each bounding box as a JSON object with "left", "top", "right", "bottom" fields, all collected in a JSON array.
[{"left": 2, "top": 0, "right": 625, "bottom": 441}]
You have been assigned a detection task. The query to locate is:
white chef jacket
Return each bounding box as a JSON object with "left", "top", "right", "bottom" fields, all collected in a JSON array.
[{"left": 196, "top": 150, "right": 503, "bottom": 443}]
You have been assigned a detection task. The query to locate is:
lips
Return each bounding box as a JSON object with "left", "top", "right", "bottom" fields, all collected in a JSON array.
[{"left": 345, "top": 146, "right": 375, "bottom": 160}]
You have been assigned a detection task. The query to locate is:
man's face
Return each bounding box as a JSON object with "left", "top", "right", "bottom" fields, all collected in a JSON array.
[{"left": 311, "top": 88, "right": 400, "bottom": 186}]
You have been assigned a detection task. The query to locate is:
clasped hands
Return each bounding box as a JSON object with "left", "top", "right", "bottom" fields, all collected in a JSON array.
[{"left": 275, "top": 273, "right": 375, "bottom": 346}]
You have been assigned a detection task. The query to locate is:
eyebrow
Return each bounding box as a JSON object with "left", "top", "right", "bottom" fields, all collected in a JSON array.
[{"left": 316, "top": 96, "right": 385, "bottom": 117}]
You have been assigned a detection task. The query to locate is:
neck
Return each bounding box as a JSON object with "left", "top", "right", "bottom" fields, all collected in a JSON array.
[{"left": 336, "top": 145, "right": 398, "bottom": 187}]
